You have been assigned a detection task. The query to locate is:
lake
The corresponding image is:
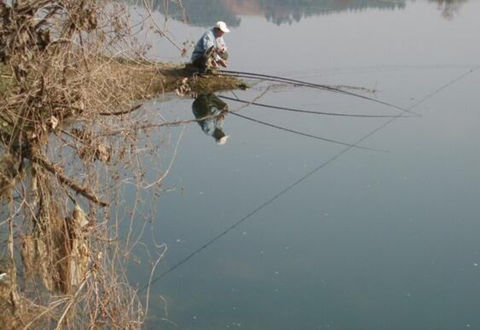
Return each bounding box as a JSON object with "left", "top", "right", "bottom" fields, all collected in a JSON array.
[{"left": 127, "top": 1, "right": 480, "bottom": 329}]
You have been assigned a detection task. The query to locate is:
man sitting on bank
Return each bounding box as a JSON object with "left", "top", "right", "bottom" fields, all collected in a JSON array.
[{"left": 191, "top": 21, "right": 230, "bottom": 73}]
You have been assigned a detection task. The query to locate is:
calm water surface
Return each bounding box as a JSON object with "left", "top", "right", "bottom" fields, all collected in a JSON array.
[{"left": 128, "top": 1, "right": 480, "bottom": 329}]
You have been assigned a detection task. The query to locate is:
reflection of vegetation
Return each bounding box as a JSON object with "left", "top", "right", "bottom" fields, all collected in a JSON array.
[
  {"left": 151, "top": 0, "right": 241, "bottom": 28},
  {"left": 145, "top": 0, "right": 470, "bottom": 26},
  {"left": 149, "top": 0, "right": 406, "bottom": 27},
  {"left": 429, "top": 0, "right": 468, "bottom": 20},
  {"left": 256, "top": 0, "right": 406, "bottom": 25}
]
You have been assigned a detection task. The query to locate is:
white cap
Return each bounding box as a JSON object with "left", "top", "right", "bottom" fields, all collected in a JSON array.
[
  {"left": 217, "top": 135, "right": 229, "bottom": 145},
  {"left": 215, "top": 21, "right": 230, "bottom": 33}
]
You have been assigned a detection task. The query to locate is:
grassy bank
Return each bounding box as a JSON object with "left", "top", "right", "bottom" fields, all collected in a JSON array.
[
  {"left": 1, "top": 58, "right": 245, "bottom": 104},
  {"left": 103, "top": 58, "right": 246, "bottom": 97}
]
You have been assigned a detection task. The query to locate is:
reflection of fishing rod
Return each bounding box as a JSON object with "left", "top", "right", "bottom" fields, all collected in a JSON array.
[
  {"left": 229, "top": 112, "right": 384, "bottom": 152},
  {"left": 216, "top": 70, "right": 419, "bottom": 116},
  {"left": 219, "top": 95, "right": 411, "bottom": 118}
]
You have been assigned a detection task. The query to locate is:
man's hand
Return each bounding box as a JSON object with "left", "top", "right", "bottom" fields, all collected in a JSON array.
[{"left": 216, "top": 58, "right": 227, "bottom": 68}]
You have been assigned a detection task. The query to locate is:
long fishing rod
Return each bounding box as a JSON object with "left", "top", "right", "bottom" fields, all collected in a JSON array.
[
  {"left": 219, "top": 69, "right": 412, "bottom": 114},
  {"left": 216, "top": 69, "right": 419, "bottom": 116},
  {"left": 219, "top": 95, "right": 411, "bottom": 119},
  {"left": 229, "top": 112, "right": 384, "bottom": 152}
]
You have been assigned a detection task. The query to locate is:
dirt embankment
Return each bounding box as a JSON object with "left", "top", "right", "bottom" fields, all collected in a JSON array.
[
  {"left": 95, "top": 58, "right": 246, "bottom": 99},
  {"left": 1, "top": 58, "right": 244, "bottom": 109}
]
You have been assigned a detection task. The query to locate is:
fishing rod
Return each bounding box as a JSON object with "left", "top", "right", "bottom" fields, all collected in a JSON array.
[
  {"left": 215, "top": 69, "right": 419, "bottom": 116},
  {"left": 229, "top": 112, "right": 384, "bottom": 152},
  {"left": 219, "top": 95, "right": 412, "bottom": 119},
  {"left": 218, "top": 69, "right": 412, "bottom": 113}
]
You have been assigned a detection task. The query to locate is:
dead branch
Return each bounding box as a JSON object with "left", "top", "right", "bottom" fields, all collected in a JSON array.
[
  {"left": 31, "top": 154, "right": 109, "bottom": 207},
  {"left": 99, "top": 103, "right": 142, "bottom": 116}
]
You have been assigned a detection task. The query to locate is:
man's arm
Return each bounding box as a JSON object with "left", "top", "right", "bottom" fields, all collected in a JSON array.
[
  {"left": 202, "top": 32, "right": 215, "bottom": 54},
  {"left": 217, "top": 37, "right": 227, "bottom": 53}
]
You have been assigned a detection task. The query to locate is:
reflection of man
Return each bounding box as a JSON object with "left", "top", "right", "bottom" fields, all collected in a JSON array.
[
  {"left": 192, "top": 94, "right": 229, "bottom": 145},
  {"left": 191, "top": 21, "right": 230, "bottom": 73}
]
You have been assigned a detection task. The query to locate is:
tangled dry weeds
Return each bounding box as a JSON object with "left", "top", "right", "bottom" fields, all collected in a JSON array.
[
  {"left": 0, "top": 1, "right": 151, "bottom": 328},
  {"left": 0, "top": 0, "right": 244, "bottom": 328}
]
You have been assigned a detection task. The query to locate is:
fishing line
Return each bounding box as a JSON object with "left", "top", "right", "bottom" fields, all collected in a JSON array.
[
  {"left": 281, "top": 64, "right": 478, "bottom": 81},
  {"left": 142, "top": 66, "right": 479, "bottom": 293},
  {"left": 229, "top": 112, "right": 385, "bottom": 152},
  {"left": 219, "top": 95, "right": 411, "bottom": 118},
  {"left": 215, "top": 69, "right": 419, "bottom": 116}
]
